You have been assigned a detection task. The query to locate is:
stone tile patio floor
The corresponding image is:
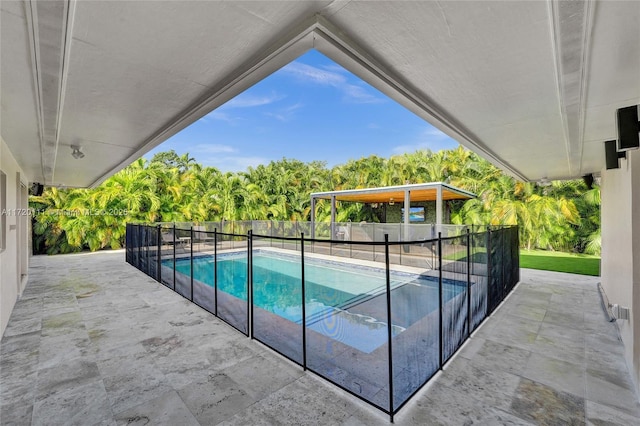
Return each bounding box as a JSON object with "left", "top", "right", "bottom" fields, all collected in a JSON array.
[{"left": 1, "top": 251, "right": 639, "bottom": 425}]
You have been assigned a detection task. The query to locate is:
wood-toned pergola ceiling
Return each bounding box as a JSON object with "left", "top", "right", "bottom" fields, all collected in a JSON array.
[{"left": 312, "top": 185, "right": 475, "bottom": 204}]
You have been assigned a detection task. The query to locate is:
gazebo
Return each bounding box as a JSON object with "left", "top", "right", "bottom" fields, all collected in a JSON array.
[{"left": 310, "top": 182, "right": 476, "bottom": 238}]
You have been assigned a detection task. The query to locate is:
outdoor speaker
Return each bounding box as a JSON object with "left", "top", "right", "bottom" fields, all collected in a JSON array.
[
  {"left": 617, "top": 105, "right": 640, "bottom": 151},
  {"left": 583, "top": 174, "right": 594, "bottom": 189},
  {"left": 30, "top": 182, "right": 44, "bottom": 196},
  {"left": 605, "top": 140, "right": 626, "bottom": 170}
]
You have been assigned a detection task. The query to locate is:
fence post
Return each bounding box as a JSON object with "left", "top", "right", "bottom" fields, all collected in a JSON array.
[
  {"left": 301, "top": 233, "right": 307, "bottom": 371},
  {"left": 399, "top": 224, "right": 402, "bottom": 266},
  {"left": 384, "top": 234, "right": 394, "bottom": 422},
  {"left": 487, "top": 227, "right": 493, "bottom": 313},
  {"left": 372, "top": 223, "right": 376, "bottom": 262},
  {"left": 248, "top": 230, "right": 253, "bottom": 339},
  {"left": 190, "top": 226, "right": 194, "bottom": 302},
  {"left": 125, "top": 224, "right": 129, "bottom": 263},
  {"left": 438, "top": 232, "right": 443, "bottom": 369},
  {"left": 466, "top": 228, "right": 471, "bottom": 336},
  {"left": 348, "top": 222, "right": 353, "bottom": 259},
  {"left": 157, "top": 224, "right": 162, "bottom": 284},
  {"left": 142, "top": 225, "right": 145, "bottom": 273},
  {"left": 214, "top": 228, "right": 218, "bottom": 316},
  {"left": 330, "top": 226, "right": 333, "bottom": 257},
  {"left": 515, "top": 226, "right": 520, "bottom": 284},
  {"left": 501, "top": 229, "right": 506, "bottom": 302},
  {"left": 138, "top": 225, "right": 144, "bottom": 272},
  {"left": 145, "top": 225, "right": 150, "bottom": 273},
  {"left": 137, "top": 225, "right": 142, "bottom": 269}
]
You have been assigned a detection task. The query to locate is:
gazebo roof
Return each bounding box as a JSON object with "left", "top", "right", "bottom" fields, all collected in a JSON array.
[{"left": 311, "top": 182, "right": 475, "bottom": 204}]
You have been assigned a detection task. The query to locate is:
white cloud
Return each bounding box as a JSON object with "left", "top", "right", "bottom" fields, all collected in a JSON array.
[
  {"left": 322, "top": 64, "right": 349, "bottom": 74},
  {"left": 203, "top": 60, "right": 384, "bottom": 128},
  {"left": 282, "top": 61, "right": 385, "bottom": 105},
  {"left": 343, "top": 84, "right": 385, "bottom": 104},
  {"left": 392, "top": 126, "right": 459, "bottom": 154},
  {"left": 423, "top": 127, "right": 452, "bottom": 140},
  {"left": 224, "top": 92, "right": 284, "bottom": 108},
  {"left": 228, "top": 156, "right": 269, "bottom": 170},
  {"left": 186, "top": 143, "right": 268, "bottom": 171},
  {"left": 282, "top": 62, "right": 346, "bottom": 86},
  {"left": 392, "top": 142, "right": 436, "bottom": 154},
  {"left": 191, "top": 144, "right": 236, "bottom": 154},
  {"left": 204, "top": 111, "right": 236, "bottom": 123},
  {"left": 201, "top": 92, "right": 284, "bottom": 124},
  {"left": 264, "top": 103, "right": 304, "bottom": 122},
  {"left": 200, "top": 155, "right": 269, "bottom": 172}
]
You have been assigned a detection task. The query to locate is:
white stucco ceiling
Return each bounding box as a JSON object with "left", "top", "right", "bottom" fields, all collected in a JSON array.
[{"left": 1, "top": 0, "right": 639, "bottom": 187}]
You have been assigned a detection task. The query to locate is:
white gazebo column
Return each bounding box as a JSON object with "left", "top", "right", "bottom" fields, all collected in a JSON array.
[
  {"left": 436, "top": 184, "right": 443, "bottom": 233},
  {"left": 403, "top": 189, "right": 411, "bottom": 240},
  {"left": 310, "top": 196, "right": 316, "bottom": 238},
  {"left": 330, "top": 195, "right": 336, "bottom": 239}
]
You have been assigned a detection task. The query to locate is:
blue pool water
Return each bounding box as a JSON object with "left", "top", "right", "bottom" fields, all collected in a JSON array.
[{"left": 169, "top": 250, "right": 465, "bottom": 353}]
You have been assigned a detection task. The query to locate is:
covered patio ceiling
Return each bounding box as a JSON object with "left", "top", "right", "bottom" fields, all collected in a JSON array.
[{"left": 2, "top": 1, "right": 639, "bottom": 187}]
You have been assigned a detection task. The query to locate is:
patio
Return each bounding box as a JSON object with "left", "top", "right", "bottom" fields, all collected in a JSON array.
[{"left": 1, "top": 251, "right": 639, "bottom": 425}]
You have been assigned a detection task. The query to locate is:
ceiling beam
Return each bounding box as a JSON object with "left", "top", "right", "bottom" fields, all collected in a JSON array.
[
  {"left": 24, "top": 0, "right": 74, "bottom": 185},
  {"left": 548, "top": 0, "right": 595, "bottom": 178}
]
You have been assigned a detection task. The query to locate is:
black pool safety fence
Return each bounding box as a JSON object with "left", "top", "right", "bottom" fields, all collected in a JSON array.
[{"left": 125, "top": 222, "right": 519, "bottom": 422}]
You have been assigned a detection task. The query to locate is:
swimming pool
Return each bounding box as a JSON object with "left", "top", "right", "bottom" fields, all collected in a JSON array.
[{"left": 169, "top": 250, "right": 465, "bottom": 353}]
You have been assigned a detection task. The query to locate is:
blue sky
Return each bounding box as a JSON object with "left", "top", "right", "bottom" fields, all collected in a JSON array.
[{"left": 147, "top": 50, "right": 458, "bottom": 171}]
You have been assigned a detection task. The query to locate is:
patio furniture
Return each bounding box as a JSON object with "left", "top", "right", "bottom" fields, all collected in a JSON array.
[
  {"left": 161, "top": 231, "right": 189, "bottom": 249},
  {"left": 193, "top": 226, "right": 216, "bottom": 247}
]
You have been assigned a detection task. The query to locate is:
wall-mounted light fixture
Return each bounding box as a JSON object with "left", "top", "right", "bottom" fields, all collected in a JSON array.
[
  {"left": 389, "top": 198, "right": 395, "bottom": 205},
  {"left": 30, "top": 182, "right": 44, "bottom": 196},
  {"left": 70, "top": 145, "right": 85, "bottom": 159},
  {"left": 537, "top": 177, "right": 552, "bottom": 187}
]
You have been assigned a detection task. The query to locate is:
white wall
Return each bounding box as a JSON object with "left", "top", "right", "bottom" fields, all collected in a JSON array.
[
  {"left": 0, "top": 137, "right": 30, "bottom": 335},
  {"left": 601, "top": 150, "right": 640, "bottom": 394}
]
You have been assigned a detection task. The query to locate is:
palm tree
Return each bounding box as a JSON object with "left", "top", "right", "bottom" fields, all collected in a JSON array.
[
  {"left": 31, "top": 187, "right": 80, "bottom": 254},
  {"left": 29, "top": 148, "right": 600, "bottom": 255},
  {"left": 100, "top": 158, "right": 161, "bottom": 221}
]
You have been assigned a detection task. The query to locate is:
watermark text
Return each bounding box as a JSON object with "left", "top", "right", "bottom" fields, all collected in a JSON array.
[{"left": 1, "top": 208, "right": 129, "bottom": 217}]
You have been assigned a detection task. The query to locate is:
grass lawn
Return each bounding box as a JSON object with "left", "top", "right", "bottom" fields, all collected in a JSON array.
[
  {"left": 444, "top": 246, "right": 600, "bottom": 276},
  {"left": 519, "top": 250, "right": 600, "bottom": 276}
]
